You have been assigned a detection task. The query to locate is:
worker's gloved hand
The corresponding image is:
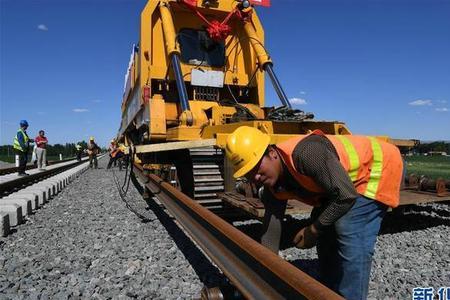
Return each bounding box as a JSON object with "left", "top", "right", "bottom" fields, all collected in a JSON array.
[{"left": 293, "top": 224, "right": 320, "bottom": 249}]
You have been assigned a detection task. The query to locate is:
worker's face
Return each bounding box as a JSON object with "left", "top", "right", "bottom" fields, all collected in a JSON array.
[
  {"left": 39, "top": 131, "right": 45, "bottom": 137},
  {"left": 246, "top": 147, "right": 282, "bottom": 188}
]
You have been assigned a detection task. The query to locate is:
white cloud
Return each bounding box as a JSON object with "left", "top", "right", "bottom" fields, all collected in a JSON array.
[
  {"left": 438, "top": 100, "right": 447, "bottom": 104},
  {"left": 92, "top": 99, "right": 102, "bottom": 103},
  {"left": 37, "top": 24, "right": 48, "bottom": 31},
  {"left": 435, "top": 107, "right": 448, "bottom": 112},
  {"left": 289, "top": 97, "right": 307, "bottom": 105},
  {"left": 408, "top": 99, "right": 432, "bottom": 106},
  {"left": 299, "top": 91, "right": 306, "bottom": 95},
  {"left": 72, "top": 108, "right": 89, "bottom": 113},
  {"left": 37, "top": 111, "right": 45, "bottom": 115}
]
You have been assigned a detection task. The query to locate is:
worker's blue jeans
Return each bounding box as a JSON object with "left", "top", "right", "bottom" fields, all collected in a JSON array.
[{"left": 315, "top": 196, "right": 387, "bottom": 300}]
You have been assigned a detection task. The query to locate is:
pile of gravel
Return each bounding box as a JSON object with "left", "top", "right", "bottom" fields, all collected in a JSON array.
[{"left": 0, "top": 159, "right": 223, "bottom": 299}]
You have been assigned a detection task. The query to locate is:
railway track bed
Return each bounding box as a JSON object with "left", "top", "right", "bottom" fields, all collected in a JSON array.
[
  {"left": 0, "top": 159, "right": 208, "bottom": 299},
  {"left": 1, "top": 158, "right": 449, "bottom": 299},
  {"left": 0, "top": 158, "right": 91, "bottom": 236}
]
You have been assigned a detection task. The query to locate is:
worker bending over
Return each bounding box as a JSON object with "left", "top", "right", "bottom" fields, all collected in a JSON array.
[
  {"left": 13, "top": 120, "right": 34, "bottom": 176},
  {"left": 87, "top": 136, "right": 101, "bottom": 169},
  {"left": 225, "top": 126, "right": 403, "bottom": 300},
  {"left": 107, "top": 139, "right": 125, "bottom": 170}
]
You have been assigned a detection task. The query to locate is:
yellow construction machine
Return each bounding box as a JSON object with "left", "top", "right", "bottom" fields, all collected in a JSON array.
[{"left": 119, "top": 0, "right": 417, "bottom": 212}]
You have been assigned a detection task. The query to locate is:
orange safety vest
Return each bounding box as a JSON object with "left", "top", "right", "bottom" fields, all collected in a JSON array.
[{"left": 272, "top": 130, "right": 403, "bottom": 208}]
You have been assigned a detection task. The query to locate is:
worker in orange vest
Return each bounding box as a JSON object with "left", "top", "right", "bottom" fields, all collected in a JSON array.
[{"left": 225, "top": 126, "right": 403, "bottom": 300}]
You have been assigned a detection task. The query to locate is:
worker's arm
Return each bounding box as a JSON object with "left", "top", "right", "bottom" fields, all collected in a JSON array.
[
  {"left": 293, "top": 135, "right": 358, "bottom": 231},
  {"left": 260, "top": 187, "right": 287, "bottom": 253}
]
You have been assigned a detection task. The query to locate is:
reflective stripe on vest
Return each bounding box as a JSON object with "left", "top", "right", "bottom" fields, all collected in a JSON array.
[
  {"left": 335, "top": 135, "right": 360, "bottom": 181},
  {"left": 274, "top": 131, "right": 402, "bottom": 208},
  {"left": 13, "top": 129, "right": 29, "bottom": 152},
  {"left": 364, "top": 137, "right": 383, "bottom": 199}
]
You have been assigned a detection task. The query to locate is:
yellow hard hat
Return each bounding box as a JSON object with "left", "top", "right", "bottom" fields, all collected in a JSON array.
[
  {"left": 89, "top": 136, "right": 95, "bottom": 141},
  {"left": 225, "top": 126, "right": 270, "bottom": 178}
]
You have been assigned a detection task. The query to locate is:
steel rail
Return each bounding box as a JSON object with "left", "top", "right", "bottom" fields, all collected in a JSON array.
[
  {"left": 133, "top": 165, "right": 343, "bottom": 300},
  {"left": 0, "top": 160, "right": 84, "bottom": 197},
  {"left": 0, "top": 157, "right": 79, "bottom": 176}
]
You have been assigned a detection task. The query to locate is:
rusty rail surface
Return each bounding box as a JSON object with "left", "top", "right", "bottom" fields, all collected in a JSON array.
[{"left": 133, "top": 164, "right": 343, "bottom": 300}]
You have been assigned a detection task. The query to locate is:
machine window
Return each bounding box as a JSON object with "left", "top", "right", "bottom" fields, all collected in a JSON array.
[{"left": 178, "top": 29, "right": 225, "bottom": 67}]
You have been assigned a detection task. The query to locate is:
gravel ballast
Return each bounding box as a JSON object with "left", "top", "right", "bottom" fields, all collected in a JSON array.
[
  {"left": 1, "top": 156, "right": 448, "bottom": 299},
  {"left": 0, "top": 159, "right": 220, "bottom": 299},
  {"left": 274, "top": 202, "right": 450, "bottom": 300}
]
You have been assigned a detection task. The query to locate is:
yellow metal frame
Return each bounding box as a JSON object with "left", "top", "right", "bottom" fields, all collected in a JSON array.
[
  {"left": 120, "top": 1, "right": 416, "bottom": 155},
  {"left": 121, "top": 0, "right": 273, "bottom": 142}
]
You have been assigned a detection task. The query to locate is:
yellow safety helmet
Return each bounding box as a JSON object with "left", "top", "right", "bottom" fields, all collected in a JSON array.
[
  {"left": 225, "top": 126, "right": 270, "bottom": 178},
  {"left": 89, "top": 136, "right": 95, "bottom": 141}
]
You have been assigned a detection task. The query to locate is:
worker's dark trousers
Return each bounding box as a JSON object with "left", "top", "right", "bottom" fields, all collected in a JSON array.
[
  {"left": 107, "top": 153, "right": 123, "bottom": 170},
  {"left": 89, "top": 154, "right": 98, "bottom": 169},
  {"left": 16, "top": 150, "right": 28, "bottom": 174},
  {"left": 76, "top": 151, "right": 82, "bottom": 162}
]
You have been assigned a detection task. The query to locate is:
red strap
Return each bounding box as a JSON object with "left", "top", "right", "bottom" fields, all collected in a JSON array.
[
  {"left": 183, "top": 0, "right": 197, "bottom": 5},
  {"left": 206, "top": 20, "right": 231, "bottom": 42},
  {"left": 310, "top": 129, "right": 325, "bottom": 136},
  {"left": 179, "top": 0, "right": 252, "bottom": 41},
  {"left": 249, "top": 0, "right": 271, "bottom": 7}
]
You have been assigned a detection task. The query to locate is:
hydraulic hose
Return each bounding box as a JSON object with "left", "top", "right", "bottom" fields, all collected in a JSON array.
[
  {"left": 264, "top": 63, "right": 292, "bottom": 109},
  {"left": 171, "top": 54, "right": 191, "bottom": 113}
]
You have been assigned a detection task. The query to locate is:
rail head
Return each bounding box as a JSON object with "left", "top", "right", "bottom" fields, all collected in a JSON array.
[{"left": 134, "top": 165, "right": 343, "bottom": 300}]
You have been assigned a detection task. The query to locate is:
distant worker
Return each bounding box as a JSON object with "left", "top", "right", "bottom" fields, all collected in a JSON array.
[
  {"left": 225, "top": 126, "right": 403, "bottom": 300},
  {"left": 107, "top": 139, "right": 117, "bottom": 169},
  {"left": 117, "top": 143, "right": 128, "bottom": 169},
  {"left": 34, "top": 130, "right": 48, "bottom": 170},
  {"left": 87, "top": 136, "right": 101, "bottom": 169},
  {"left": 107, "top": 140, "right": 125, "bottom": 170},
  {"left": 13, "top": 120, "right": 34, "bottom": 176},
  {"left": 75, "top": 144, "right": 83, "bottom": 161}
]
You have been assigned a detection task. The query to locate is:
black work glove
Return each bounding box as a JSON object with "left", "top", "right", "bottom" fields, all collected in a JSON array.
[{"left": 293, "top": 224, "right": 320, "bottom": 249}]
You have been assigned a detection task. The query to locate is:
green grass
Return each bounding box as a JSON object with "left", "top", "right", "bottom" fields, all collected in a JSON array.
[{"left": 404, "top": 155, "right": 450, "bottom": 179}]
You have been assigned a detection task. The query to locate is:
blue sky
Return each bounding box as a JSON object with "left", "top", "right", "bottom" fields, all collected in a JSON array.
[{"left": 1, "top": 0, "right": 449, "bottom": 147}]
